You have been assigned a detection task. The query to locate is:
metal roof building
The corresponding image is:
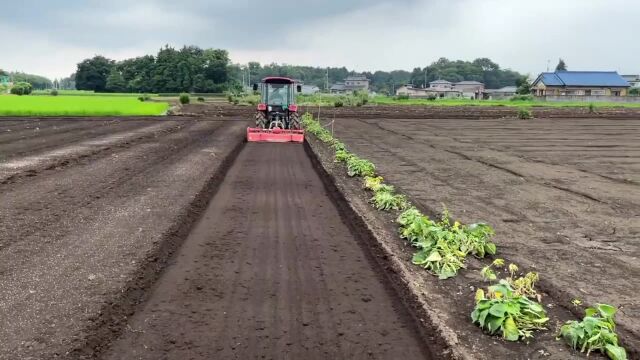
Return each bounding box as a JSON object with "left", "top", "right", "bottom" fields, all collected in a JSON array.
[{"left": 532, "top": 71, "right": 630, "bottom": 97}]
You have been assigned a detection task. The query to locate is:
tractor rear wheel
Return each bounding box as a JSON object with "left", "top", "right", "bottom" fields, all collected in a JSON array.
[
  {"left": 255, "top": 112, "right": 267, "bottom": 129},
  {"left": 289, "top": 112, "right": 301, "bottom": 130}
]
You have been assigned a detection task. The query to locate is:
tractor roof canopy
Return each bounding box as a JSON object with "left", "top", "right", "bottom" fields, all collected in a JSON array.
[{"left": 262, "top": 77, "right": 296, "bottom": 84}]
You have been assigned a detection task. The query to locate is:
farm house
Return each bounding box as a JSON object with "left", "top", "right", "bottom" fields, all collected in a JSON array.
[{"left": 532, "top": 71, "right": 630, "bottom": 97}]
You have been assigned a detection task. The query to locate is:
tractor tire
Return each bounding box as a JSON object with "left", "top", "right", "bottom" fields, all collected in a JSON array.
[
  {"left": 289, "top": 113, "right": 301, "bottom": 130},
  {"left": 255, "top": 112, "right": 267, "bottom": 129}
]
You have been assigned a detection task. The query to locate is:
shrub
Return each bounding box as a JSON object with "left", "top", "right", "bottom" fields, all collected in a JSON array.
[
  {"left": 396, "top": 94, "right": 410, "bottom": 100},
  {"left": 179, "top": 93, "right": 190, "bottom": 104},
  {"left": 334, "top": 99, "right": 344, "bottom": 107},
  {"left": 517, "top": 108, "right": 532, "bottom": 119},
  {"left": 50, "top": 89, "right": 59, "bottom": 96},
  {"left": 197, "top": 96, "right": 205, "bottom": 102},
  {"left": 10, "top": 82, "right": 33, "bottom": 96},
  {"left": 427, "top": 94, "right": 437, "bottom": 101},
  {"left": 589, "top": 103, "right": 595, "bottom": 113}
]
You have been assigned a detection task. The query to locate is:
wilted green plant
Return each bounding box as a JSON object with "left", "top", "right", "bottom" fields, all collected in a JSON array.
[
  {"left": 363, "top": 176, "right": 384, "bottom": 191},
  {"left": 472, "top": 281, "right": 549, "bottom": 342},
  {"left": 346, "top": 156, "right": 375, "bottom": 177},
  {"left": 335, "top": 149, "right": 353, "bottom": 163},
  {"left": 332, "top": 141, "right": 347, "bottom": 152},
  {"left": 371, "top": 188, "right": 407, "bottom": 211},
  {"left": 558, "top": 304, "right": 627, "bottom": 360},
  {"left": 398, "top": 207, "right": 497, "bottom": 279}
]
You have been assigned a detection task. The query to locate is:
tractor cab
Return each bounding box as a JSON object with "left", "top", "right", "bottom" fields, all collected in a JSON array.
[{"left": 247, "top": 77, "right": 305, "bottom": 143}]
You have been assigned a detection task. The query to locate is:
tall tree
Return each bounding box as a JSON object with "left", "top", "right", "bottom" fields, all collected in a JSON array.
[
  {"left": 105, "top": 69, "right": 127, "bottom": 93},
  {"left": 76, "top": 56, "right": 115, "bottom": 92},
  {"left": 555, "top": 58, "right": 567, "bottom": 71},
  {"left": 515, "top": 75, "right": 532, "bottom": 95}
]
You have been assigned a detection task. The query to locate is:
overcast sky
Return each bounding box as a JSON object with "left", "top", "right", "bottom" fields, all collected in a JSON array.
[{"left": 1, "top": 0, "right": 638, "bottom": 79}]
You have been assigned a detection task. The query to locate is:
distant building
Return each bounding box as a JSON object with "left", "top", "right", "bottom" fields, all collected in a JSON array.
[
  {"left": 0, "top": 75, "right": 9, "bottom": 85},
  {"left": 532, "top": 71, "right": 630, "bottom": 96},
  {"left": 301, "top": 84, "right": 320, "bottom": 95},
  {"left": 622, "top": 75, "right": 640, "bottom": 88},
  {"left": 395, "top": 84, "right": 461, "bottom": 98},
  {"left": 396, "top": 79, "right": 486, "bottom": 99},
  {"left": 454, "top": 81, "right": 485, "bottom": 99},
  {"left": 331, "top": 75, "right": 370, "bottom": 93},
  {"left": 429, "top": 80, "right": 453, "bottom": 90},
  {"left": 483, "top": 86, "right": 518, "bottom": 100}
]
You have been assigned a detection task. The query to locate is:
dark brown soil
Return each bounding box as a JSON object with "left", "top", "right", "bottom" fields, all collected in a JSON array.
[
  {"left": 329, "top": 116, "right": 640, "bottom": 355},
  {"left": 0, "top": 115, "right": 248, "bottom": 359},
  {"left": 99, "top": 143, "right": 432, "bottom": 360},
  {"left": 305, "top": 104, "right": 640, "bottom": 119},
  {"left": 3, "top": 103, "right": 637, "bottom": 359}
]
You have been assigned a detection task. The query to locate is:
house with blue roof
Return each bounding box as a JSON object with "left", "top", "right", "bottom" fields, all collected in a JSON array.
[{"left": 531, "top": 71, "right": 630, "bottom": 97}]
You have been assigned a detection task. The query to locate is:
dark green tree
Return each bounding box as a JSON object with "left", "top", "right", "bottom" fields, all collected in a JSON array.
[
  {"left": 76, "top": 56, "right": 115, "bottom": 92},
  {"left": 515, "top": 76, "right": 532, "bottom": 95},
  {"left": 555, "top": 58, "right": 567, "bottom": 71},
  {"left": 105, "top": 69, "right": 127, "bottom": 93}
]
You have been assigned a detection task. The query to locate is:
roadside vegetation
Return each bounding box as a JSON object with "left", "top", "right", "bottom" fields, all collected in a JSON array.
[
  {"left": 302, "top": 112, "right": 628, "bottom": 359},
  {"left": 0, "top": 95, "right": 168, "bottom": 116}
]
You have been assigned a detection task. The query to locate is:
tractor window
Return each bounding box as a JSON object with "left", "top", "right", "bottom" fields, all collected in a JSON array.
[{"left": 266, "top": 83, "right": 291, "bottom": 106}]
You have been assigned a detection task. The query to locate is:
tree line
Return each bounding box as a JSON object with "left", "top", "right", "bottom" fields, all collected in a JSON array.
[
  {"left": 75, "top": 45, "right": 232, "bottom": 93},
  {"left": 6, "top": 48, "right": 528, "bottom": 94},
  {"left": 0, "top": 71, "right": 52, "bottom": 90},
  {"left": 231, "top": 58, "right": 524, "bottom": 94}
]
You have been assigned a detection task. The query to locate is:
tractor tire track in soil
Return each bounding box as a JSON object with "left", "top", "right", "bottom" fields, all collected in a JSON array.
[{"left": 100, "top": 143, "right": 432, "bottom": 360}]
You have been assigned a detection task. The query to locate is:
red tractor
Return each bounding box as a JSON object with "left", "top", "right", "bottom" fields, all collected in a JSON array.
[{"left": 246, "top": 77, "right": 305, "bottom": 143}]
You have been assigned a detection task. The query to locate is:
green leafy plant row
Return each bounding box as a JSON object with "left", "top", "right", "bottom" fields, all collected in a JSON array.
[
  {"left": 397, "top": 207, "right": 496, "bottom": 279},
  {"left": 304, "top": 113, "right": 496, "bottom": 279}
]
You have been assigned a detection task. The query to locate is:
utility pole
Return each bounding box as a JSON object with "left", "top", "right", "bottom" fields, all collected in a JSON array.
[
  {"left": 325, "top": 68, "right": 329, "bottom": 92},
  {"left": 424, "top": 68, "right": 428, "bottom": 88}
]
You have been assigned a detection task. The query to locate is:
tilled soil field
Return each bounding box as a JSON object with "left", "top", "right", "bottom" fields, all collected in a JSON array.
[
  {"left": 0, "top": 115, "right": 247, "bottom": 359},
  {"left": 0, "top": 110, "right": 433, "bottom": 360},
  {"left": 330, "top": 116, "right": 640, "bottom": 353},
  {"left": 2, "top": 104, "right": 639, "bottom": 359},
  {"left": 100, "top": 143, "right": 431, "bottom": 360}
]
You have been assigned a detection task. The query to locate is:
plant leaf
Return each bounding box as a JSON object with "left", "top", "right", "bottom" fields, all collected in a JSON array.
[
  {"left": 597, "top": 304, "right": 617, "bottom": 319},
  {"left": 503, "top": 316, "right": 520, "bottom": 341},
  {"left": 605, "top": 344, "right": 627, "bottom": 360}
]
